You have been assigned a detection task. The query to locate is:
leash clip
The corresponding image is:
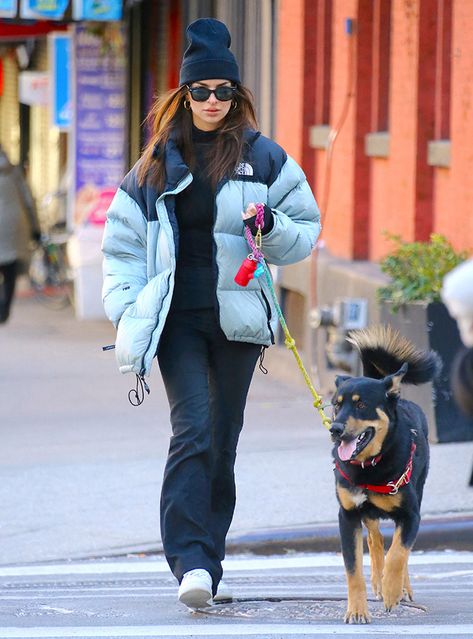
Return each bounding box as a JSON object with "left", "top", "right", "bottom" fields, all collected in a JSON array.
[{"left": 387, "top": 482, "right": 399, "bottom": 495}]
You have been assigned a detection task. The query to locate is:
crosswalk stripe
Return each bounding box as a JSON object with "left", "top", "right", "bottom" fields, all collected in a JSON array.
[
  {"left": 0, "top": 552, "right": 471, "bottom": 578},
  {"left": 0, "top": 623, "right": 472, "bottom": 637}
]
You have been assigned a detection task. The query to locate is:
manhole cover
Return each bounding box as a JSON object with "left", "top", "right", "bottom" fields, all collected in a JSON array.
[{"left": 203, "top": 598, "right": 427, "bottom": 621}]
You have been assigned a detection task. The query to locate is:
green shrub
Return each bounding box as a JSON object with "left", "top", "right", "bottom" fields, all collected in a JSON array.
[{"left": 377, "top": 233, "right": 469, "bottom": 312}]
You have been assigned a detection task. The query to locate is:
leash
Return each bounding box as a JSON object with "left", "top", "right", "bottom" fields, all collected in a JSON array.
[{"left": 237, "top": 204, "right": 332, "bottom": 431}]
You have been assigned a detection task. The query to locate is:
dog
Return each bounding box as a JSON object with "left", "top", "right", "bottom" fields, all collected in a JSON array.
[{"left": 329, "top": 325, "right": 441, "bottom": 624}]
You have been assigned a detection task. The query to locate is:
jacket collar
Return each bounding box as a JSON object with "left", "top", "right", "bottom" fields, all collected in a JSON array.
[
  {"left": 152, "top": 128, "right": 261, "bottom": 192},
  {"left": 158, "top": 137, "right": 190, "bottom": 193}
]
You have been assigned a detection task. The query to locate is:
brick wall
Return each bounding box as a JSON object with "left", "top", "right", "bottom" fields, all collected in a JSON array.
[
  {"left": 276, "top": 0, "right": 473, "bottom": 262},
  {"left": 369, "top": 0, "right": 421, "bottom": 259},
  {"left": 275, "top": 0, "right": 305, "bottom": 162},
  {"left": 433, "top": 0, "right": 473, "bottom": 251},
  {"left": 321, "top": 0, "right": 358, "bottom": 259}
]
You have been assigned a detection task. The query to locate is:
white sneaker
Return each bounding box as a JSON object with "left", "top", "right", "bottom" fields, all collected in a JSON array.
[
  {"left": 213, "top": 579, "right": 233, "bottom": 602},
  {"left": 178, "top": 569, "right": 213, "bottom": 609}
]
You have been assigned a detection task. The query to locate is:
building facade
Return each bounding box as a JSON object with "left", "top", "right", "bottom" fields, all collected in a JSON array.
[
  {"left": 274, "top": 0, "right": 473, "bottom": 378},
  {"left": 1, "top": 0, "right": 471, "bottom": 336},
  {"left": 278, "top": 0, "right": 472, "bottom": 260}
]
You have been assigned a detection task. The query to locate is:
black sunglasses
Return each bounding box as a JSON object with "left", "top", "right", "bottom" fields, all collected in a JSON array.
[{"left": 187, "top": 85, "right": 236, "bottom": 102}]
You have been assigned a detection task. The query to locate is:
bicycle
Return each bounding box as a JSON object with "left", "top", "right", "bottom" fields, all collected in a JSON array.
[{"left": 29, "top": 221, "right": 74, "bottom": 310}]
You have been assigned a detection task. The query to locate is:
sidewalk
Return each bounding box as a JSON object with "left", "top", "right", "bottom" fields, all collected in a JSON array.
[{"left": 0, "top": 290, "right": 472, "bottom": 565}]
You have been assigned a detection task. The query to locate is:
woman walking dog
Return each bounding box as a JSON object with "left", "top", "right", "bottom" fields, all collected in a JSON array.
[{"left": 102, "top": 18, "right": 320, "bottom": 609}]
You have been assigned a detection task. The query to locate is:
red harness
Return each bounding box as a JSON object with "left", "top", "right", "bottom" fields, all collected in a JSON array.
[{"left": 335, "top": 443, "right": 417, "bottom": 495}]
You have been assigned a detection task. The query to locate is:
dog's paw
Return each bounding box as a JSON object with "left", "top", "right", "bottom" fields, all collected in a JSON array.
[
  {"left": 401, "top": 586, "right": 414, "bottom": 602},
  {"left": 344, "top": 605, "right": 371, "bottom": 624},
  {"left": 382, "top": 583, "right": 403, "bottom": 611},
  {"left": 371, "top": 577, "right": 383, "bottom": 600},
  {"left": 402, "top": 571, "right": 414, "bottom": 601}
]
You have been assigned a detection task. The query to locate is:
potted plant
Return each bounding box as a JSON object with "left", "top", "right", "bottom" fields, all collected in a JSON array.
[{"left": 377, "top": 233, "right": 472, "bottom": 443}]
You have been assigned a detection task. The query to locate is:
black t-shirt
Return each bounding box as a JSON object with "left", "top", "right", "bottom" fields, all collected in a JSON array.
[{"left": 171, "top": 126, "right": 217, "bottom": 310}]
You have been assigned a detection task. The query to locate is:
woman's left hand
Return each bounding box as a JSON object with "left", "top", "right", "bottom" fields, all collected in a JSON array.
[
  {"left": 242, "top": 202, "right": 274, "bottom": 236},
  {"left": 242, "top": 202, "right": 257, "bottom": 220}
]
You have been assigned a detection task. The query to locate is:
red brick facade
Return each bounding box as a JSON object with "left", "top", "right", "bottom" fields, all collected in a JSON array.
[{"left": 276, "top": 0, "right": 472, "bottom": 261}]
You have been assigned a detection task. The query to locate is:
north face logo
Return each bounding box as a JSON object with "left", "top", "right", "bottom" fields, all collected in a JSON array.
[{"left": 235, "top": 162, "right": 254, "bottom": 176}]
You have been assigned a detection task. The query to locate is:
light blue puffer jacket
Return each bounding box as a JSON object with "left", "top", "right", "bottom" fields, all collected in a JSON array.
[{"left": 102, "top": 129, "right": 320, "bottom": 377}]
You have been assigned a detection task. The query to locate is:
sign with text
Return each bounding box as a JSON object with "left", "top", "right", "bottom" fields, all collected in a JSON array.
[
  {"left": 18, "top": 71, "right": 49, "bottom": 105},
  {"left": 20, "top": 0, "right": 68, "bottom": 19},
  {"left": 72, "top": 0, "right": 122, "bottom": 21},
  {"left": 49, "top": 32, "right": 71, "bottom": 130},
  {"left": 71, "top": 23, "right": 126, "bottom": 228},
  {"left": 0, "top": 0, "right": 17, "bottom": 18}
]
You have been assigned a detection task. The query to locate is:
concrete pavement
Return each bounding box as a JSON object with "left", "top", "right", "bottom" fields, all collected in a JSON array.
[{"left": 0, "top": 287, "right": 472, "bottom": 565}]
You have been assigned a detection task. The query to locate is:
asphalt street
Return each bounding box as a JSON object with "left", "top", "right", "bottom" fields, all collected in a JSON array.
[{"left": 0, "top": 551, "right": 471, "bottom": 638}]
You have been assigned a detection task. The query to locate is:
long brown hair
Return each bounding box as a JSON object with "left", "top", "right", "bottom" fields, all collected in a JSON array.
[{"left": 137, "top": 84, "right": 258, "bottom": 190}]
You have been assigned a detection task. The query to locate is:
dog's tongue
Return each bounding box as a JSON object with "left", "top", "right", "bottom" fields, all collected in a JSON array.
[{"left": 338, "top": 439, "right": 357, "bottom": 461}]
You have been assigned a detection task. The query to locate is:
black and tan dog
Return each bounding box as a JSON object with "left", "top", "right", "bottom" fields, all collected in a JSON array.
[{"left": 330, "top": 325, "right": 441, "bottom": 624}]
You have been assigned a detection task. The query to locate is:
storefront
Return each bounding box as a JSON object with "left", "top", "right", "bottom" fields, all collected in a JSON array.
[{"left": 1, "top": 0, "right": 278, "bottom": 319}]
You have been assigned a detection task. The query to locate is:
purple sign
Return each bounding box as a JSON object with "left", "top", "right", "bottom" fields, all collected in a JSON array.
[{"left": 72, "top": 24, "right": 126, "bottom": 228}]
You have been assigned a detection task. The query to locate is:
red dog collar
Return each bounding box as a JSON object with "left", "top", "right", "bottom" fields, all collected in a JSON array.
[{"left": 335, "top": 443, "right": 417, "bottom": 496}]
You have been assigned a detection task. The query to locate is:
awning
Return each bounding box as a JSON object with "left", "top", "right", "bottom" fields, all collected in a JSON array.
[{"left": 0, "top": 20, "right": 67, "bottom": 41}]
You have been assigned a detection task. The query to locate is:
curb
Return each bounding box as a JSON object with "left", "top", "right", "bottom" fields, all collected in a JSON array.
[
  {"left": 10, "top": 516, "right": 472, "bottom": 567},
  {"left": 225, "top": 515, "right": 473, "bottom": 555}
]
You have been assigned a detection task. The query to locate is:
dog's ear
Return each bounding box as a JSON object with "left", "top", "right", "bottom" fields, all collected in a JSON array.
[
  {"left": 335, "top": 374, "right": 351, "bottom": 388},
  {"left": 384, "top": 362, "right": 408, "bottom": 398}
]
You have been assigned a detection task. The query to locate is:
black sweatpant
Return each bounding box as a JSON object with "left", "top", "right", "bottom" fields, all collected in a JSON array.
[
  {"left": 157, "top": 308, "right": 260, "bottom": 593},
  {"left": 0, "top": 261, "right": 18, "bottom": 323}
]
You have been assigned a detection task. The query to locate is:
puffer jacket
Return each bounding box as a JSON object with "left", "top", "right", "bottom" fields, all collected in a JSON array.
[{"left": 102, "top": 129, "right": 320, "bottom": 377}]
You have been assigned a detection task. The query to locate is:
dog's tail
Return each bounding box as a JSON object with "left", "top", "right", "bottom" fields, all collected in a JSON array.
[{"left": 347, "top": 325, "right": 442, "bottom": 385}]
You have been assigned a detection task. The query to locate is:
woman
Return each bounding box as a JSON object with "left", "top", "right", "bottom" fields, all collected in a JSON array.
[{"left": 102, "top": 18, "right": 320, "bottom": 608}]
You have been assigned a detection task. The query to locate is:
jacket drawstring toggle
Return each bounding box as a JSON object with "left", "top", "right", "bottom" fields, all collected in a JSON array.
[{"left": 128, "top": 373, "right": 150, "bottom": 406}]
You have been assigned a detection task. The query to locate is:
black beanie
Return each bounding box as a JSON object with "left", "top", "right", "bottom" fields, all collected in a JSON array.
[{"left": 179, "top": 18, "right": 241, "bottom": 86}]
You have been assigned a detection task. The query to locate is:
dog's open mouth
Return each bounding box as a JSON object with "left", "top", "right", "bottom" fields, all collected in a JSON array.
[{"left": 338, "top": 427, "right": 375, "bottom": 461}]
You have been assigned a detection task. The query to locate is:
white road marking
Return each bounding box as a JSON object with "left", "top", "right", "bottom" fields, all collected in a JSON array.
[
  {"left": 0, "top": 623, "right": 472, "bottom": 637},
  {"left": 1, "top": 585, "right": 472, "bottom": 602},
  {"left": 427, "top": 569, "right": 473, "bottom": 579},
  {"left": 37, "top": 606, "right": 75, "bottom": 614},
  {"left": 0, "top": 552, "right": 471, "bottom": 578}
]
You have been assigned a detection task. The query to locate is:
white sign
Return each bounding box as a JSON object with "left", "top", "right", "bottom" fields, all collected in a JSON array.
[{"left": 18, "top": 71, "right": 49, "bottom": 106}]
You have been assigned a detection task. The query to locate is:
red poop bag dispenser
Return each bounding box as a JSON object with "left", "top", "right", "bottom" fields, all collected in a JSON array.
[{"left": 234, "top": 257, "right": 257, "bottom": 286}]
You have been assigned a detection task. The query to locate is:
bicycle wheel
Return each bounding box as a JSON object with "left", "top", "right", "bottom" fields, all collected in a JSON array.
[{"left": 29, "top": 242, "right": 73, "bottom": 310}]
